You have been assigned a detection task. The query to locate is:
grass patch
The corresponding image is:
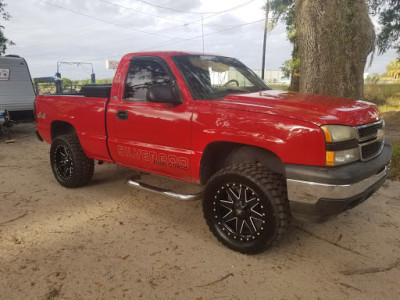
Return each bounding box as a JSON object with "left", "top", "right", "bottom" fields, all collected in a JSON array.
[
  {"left": 364, "top": 83, "right": 400, "bottom": 112},
  {"left": 364, "top": 83, "right": 400, "bottom": 103},
  {"left": 374, "top": 96, "right": 400, "bottom": 112},
  {"left": 389, "top": 141, "right": 400, "bottom": 181}
]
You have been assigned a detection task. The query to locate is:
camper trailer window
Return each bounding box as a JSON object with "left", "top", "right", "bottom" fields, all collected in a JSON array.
[{"left": 0, "top": 69, "right": 10, "bottom": 81}]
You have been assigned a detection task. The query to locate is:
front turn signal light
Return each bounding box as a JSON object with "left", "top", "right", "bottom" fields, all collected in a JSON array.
[
  {"left": 326, "top": 151, "right": 335, "bottom": 166},
  {"left": 321, "top": 126, "right": 333, "bottom": 143}
]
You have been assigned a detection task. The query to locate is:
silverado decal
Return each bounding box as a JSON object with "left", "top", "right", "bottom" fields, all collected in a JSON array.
[{"left": 117, "top": 145, "right": 189, "bottom": 170}]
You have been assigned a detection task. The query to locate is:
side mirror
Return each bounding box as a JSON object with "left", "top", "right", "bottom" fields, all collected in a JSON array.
[{"left": 147, "top": 85, "right": 182, "bottom": 104}]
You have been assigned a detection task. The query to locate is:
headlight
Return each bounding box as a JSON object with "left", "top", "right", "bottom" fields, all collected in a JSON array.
[
  {"left": 326, "top": 148, "right": 360, "bottom": 166},
  {"left": 321, "top": 125, "right": 360, "bottom": 166},
  {"left": 321, "top": 125, "right": 358, "bottom": 142}
]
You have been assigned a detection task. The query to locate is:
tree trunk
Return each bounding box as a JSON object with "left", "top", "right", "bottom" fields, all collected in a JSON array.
[
  {"left": 295, "top": 0, "right": 375, "bottom": 99},
  {"left": 289, "top": 40, "right": 300, "bottom": 92},
  {"left": 289, "top": 71, "right": 300, "bottom": 92}
]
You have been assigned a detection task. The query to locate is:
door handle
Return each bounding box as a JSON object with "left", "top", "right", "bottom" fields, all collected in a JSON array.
[{"left": 116, "top": 110, "right": 129, "bottom": 120}]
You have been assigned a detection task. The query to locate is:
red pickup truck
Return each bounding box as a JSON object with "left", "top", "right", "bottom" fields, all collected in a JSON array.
[{"left": 35, "top": 51, "right": 392, "bottom": 254}]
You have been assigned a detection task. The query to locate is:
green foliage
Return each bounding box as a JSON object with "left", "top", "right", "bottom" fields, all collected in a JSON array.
[
  {"left": 62, "top": 78, "right": 113, "bottom": 94},
  {"left": 36, "top": 77, "right": 114, "bottom": 95},
  {"left": 36, "top": 83, "right": 56, "bottom": 95},
  {"left": 0, "top": 0, "right": 14, "bottom": 55},
  {"left": 281, "top": 55, "right": 299, "bottom": 78},
  {"left": 386, "top": 59, "right": 400, "bottom": 80},
  {"left": 265, "top": 0, "right": 296, "bottom": 47},
  {"left": 364, "top": 83, "right": 400, "bottom": 111},
  {"left": 365, "top": 72, "right": 382, "bottom": 84},
  {"left": 97, "top": 78, "right": 113, "bottom": 84},
  {"left": 368, "top": 0, "right": 400, "bottom": 54},
  {"left": 265, "top": 0, "right": 298, "bottom": 89},
  {"left": 62, "top": 78, "right": 72, "bottom": 86},
  {"left": 265, "top": 0, "right": 295, "bottom": 32},
  {"left": 390, "top": 141, "right": 400, "bottom": 180}
]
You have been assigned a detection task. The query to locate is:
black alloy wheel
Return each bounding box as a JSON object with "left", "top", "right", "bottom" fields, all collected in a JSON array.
[
  {"left": 214, "top": 182, "right": 267, "bottom": 242},
  {"left": 50, "top": 134, "right": 94, "bottom": 188},
  {"left": 54, "top": 144, "right": 74, "bottom": 181},
  {"left": 203, "top": 163, "right": 290, "bottom": 254}
]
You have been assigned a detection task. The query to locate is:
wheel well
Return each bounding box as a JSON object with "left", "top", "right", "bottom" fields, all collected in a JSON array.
[
  {"left": 200, "top": 142, "right": 285, "bottom": 184},
  {"left": 51, "top": 121, "right": 76, "bottom": 141}
]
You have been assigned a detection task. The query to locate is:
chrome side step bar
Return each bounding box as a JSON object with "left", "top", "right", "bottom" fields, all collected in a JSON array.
[{"left": 127, "top": 178, "right": 203, "bottom": 201}]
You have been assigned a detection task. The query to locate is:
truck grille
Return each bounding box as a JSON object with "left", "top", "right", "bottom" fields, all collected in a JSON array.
[
  {"left": 356, "top": 120, "right": 385, "bottom": 161},
  {"left": 361, "top": 140, "right": 383, "bottom": 160},
  {"left": 357, "top": 121, "right": 384, "bottom": 141}
]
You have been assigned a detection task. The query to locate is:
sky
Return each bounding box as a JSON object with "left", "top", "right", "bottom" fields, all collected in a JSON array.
[{"left": 2, "top": 0, "right": 398, "bottom": 81}]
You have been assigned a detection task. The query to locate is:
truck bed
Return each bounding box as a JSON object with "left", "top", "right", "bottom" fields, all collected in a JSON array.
[
  {"left": 79, "top": 84, "right": 112, "bottom": 98},
  {"left": 35, "top": 94, "right": 112, "bottom": 162}
]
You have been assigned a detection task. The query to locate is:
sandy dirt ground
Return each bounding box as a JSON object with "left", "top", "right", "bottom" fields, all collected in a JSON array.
[{"left": 1, "top": 123, "right": 400, "bottom": 300}]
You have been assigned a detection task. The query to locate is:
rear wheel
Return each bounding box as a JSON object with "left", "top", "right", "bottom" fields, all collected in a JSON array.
[
  {"left": 50, "top": 134, "right": 94, "bottom": 188},
  {"left": 203, "top": 163, "right": 289, "bottom": 254}
]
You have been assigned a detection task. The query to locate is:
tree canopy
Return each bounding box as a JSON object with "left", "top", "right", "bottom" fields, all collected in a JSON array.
[
  {"left": 368, "top": 0, "right": 400, "bottom": 54},
  {"left": 0, "top": 0, "right": 14, "bottom": 55},
  {"left": 265, "top": 0, "right": 299, "bottom": 90},
  {"left": 267, "top": 0, "right": 400, "bottom": 55}
]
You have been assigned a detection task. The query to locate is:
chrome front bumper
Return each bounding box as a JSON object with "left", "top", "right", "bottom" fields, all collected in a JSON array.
[
  {"left": 284, "top": 140, "right": 392, "bottom": 222},
  {"left": 287, "top": 164, "right": 389, "bottom": 205}
]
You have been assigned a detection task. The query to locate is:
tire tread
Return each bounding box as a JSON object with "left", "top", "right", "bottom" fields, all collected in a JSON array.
[
  {"left": 50, "top": 133, "right": 94, "bottom": 188},
  {"left": 203, "top": 163, "right": 290, "bottom": 254}
]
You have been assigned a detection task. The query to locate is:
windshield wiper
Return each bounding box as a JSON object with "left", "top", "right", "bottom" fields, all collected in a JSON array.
[{"left": 200, "top": 89, "right": 251, "bottom": 100}]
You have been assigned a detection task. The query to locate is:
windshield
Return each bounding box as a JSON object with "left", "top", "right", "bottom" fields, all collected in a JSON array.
[{"left": 172, "top": 55, "right": 270, "bottom": 100}]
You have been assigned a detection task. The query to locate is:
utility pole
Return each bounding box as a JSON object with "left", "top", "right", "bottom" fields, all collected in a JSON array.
[{"left": 261, "top": 0, "right": 269, "bottom": 80}]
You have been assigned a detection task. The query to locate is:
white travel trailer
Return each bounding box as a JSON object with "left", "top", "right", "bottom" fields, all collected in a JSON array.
[{"left": 0, "top": 55, "right": 35, "bottom": 119}]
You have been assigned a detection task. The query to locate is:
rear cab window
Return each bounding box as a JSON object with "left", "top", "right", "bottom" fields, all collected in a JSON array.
[{"left": 123, "top": 57, "right": 175, "bottom": 102}]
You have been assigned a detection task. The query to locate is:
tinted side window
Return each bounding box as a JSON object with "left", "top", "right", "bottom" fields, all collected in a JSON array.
[{"left": 124, "top": 59, "right": 172, "bottom": 101}]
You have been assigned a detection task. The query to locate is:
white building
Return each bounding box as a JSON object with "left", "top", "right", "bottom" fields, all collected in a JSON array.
[{"left": 253, "top": 69, "right": 290, "bottom": 84}]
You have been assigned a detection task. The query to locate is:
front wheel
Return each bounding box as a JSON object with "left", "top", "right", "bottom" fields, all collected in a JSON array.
[
  {"left": 50, "top": 134, "right": 94, "bottom": 188},
  {"left": 203, "top": 163, "right": 290, "bottom": 254}
]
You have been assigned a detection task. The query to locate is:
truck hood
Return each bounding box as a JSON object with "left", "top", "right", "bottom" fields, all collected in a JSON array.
[{"left": 220, "top": 90, "right": 380, "bottom": 126}]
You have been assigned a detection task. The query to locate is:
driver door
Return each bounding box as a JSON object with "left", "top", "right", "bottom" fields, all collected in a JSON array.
[{"left": 108, "top": 56, "right": 193, "bottom": 179}]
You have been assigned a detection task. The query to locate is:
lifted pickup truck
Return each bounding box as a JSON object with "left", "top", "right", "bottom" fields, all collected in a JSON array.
[{"left": 35, "top": 51, "right": 392, "bottom": 254}]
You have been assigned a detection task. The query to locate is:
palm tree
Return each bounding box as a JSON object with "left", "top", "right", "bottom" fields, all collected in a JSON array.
[{"left": 386, "top": 59, "right": 400, "bottom": 80}]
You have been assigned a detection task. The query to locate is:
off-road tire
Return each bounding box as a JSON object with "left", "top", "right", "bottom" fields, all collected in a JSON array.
[
  {"left": 203, "top": 163, "right": 290, "bottom": 254},
  {"left": 50, "top": 134, "right": 94, "bottom": 188}
]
